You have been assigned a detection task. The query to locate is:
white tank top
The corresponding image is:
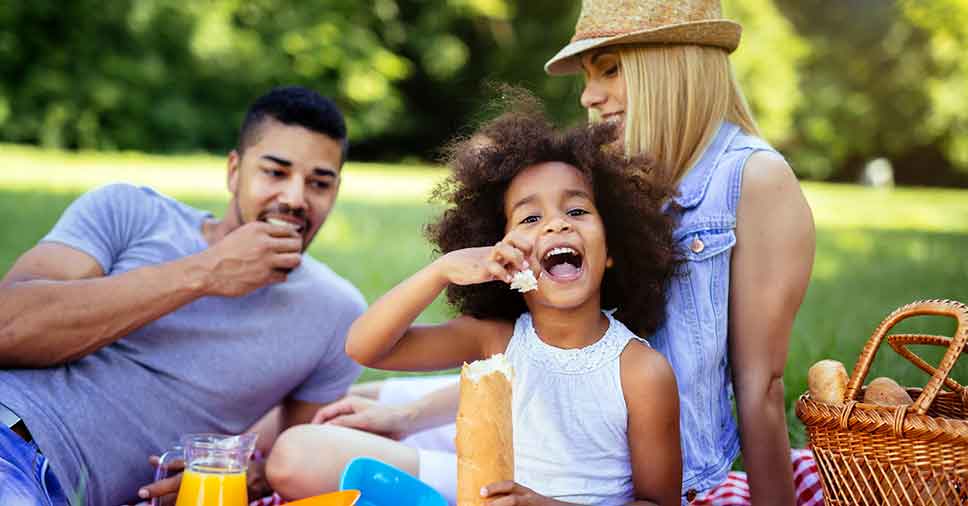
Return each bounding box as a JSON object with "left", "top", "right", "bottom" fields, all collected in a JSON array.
[{"left": 505, "top": 311, "right": 647, "bottom": 506}]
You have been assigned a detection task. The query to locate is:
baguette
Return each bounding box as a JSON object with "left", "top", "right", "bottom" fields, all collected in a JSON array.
[{"left": 456, "top": 354, "right": 514, "bottom": 506}]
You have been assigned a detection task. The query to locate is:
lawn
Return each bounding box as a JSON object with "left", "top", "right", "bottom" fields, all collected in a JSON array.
[{"left": 2, "top": 144, "right": 967, "bottom": 448}]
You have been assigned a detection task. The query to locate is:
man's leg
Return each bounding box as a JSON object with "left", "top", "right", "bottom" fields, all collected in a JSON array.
[{"left": 0, "top": 426, "right": 69, "bottom": 506}]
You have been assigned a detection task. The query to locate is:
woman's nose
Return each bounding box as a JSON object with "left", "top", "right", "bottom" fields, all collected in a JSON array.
[{"left": 580, "top": 80, "right": 606, "bottom": 110}]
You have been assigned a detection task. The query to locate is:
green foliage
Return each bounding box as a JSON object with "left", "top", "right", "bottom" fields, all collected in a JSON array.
[
  {"left": 902, "top": 0, "right": 968, "bottom": 171},
  {"left": 0, "top": 0, "right": 511, "bottom": 153},
  {"left": 774, "top": 0, "right": 968, "bottom": 183},
  {"left": 1, "top": 1, "right": 968, "bottom": 184},
  {"left": 724, "top": 0, "right": 809, "bottom": 147}
]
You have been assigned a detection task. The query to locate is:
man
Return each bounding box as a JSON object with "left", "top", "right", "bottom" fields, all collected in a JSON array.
[{"left": 0, "top": 86, "right": 366, "bottom": 505}]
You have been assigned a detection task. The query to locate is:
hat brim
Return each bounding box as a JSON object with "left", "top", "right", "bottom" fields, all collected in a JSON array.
[{"left": 544, "top": 20, "right": 742, "bottom": 76}]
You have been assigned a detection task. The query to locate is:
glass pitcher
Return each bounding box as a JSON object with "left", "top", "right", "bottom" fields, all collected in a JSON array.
[{"left": 153, "top": 433, "right": 258, "bottom": 506}]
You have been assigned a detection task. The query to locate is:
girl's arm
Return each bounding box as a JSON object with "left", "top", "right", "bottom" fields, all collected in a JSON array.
[
  {"left": 730, "top": 152, "right": 815, "bottom": 505},
  {"left": 346, "top": 237, "right": 531, "bottom": 371},
  {"left": 623, "top": 341, "right": 682, "bottom": 506}
]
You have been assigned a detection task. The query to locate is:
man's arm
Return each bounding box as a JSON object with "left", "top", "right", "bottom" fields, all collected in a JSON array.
[
  {"left": 0, "top": 243, "right": 210, "bottom": 367},
  {"left": 0, "top": 222, "right": 301, "bottom": 368}
]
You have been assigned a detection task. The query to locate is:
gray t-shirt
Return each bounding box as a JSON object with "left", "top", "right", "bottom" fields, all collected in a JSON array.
[{"left": 0, "top": 183, "right": 365, "bottom": 505}]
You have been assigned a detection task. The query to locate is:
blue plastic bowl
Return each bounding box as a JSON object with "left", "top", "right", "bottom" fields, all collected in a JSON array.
[{"left": 339, "top": 457, "right": 449, "bottom": 506}]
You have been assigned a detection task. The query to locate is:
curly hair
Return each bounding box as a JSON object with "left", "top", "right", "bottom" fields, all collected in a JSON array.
[{"left": 426, "top": 100, "right": 681, "bottom": 337}]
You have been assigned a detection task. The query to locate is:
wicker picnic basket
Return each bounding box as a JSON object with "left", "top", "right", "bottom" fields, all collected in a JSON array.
[{"left": 796, "top": 299, "right": 968, "bottom": 506}]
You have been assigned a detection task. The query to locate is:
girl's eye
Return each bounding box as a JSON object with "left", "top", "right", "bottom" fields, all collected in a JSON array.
[
  {"left": 567, "top": 208, "right": 590, "bottom": 217},
  {"left": 520, "top": 215, "right": 540, "bottom": 225}
]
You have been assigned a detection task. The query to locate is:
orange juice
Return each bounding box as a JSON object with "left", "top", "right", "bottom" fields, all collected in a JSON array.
[{"left": 175, "top": 466, "right": 248, "bottom": 506}]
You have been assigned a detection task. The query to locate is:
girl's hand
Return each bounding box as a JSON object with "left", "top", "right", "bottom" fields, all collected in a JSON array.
[
  {"left": 437, "top": 231, "right": 533, "bottom": 286},
  {"left": 311, "top": 395, "right": 412, "bottom": 440},
  {"left": 481, "top": 481, "right": 569, "bottom": 506}
]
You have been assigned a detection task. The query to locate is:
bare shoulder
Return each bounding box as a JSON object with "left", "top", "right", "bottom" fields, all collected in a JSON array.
[
  {"left": 741, "top": 151, "right": 802, "bottom": 199},
  {"left": 448, "top": 315, "right": 515, "bottom": 357},
  {"left": 738, "top": 151, "right": 813, "bottom": 233},
  {"left": 619, "top": 340, "right": 677, "bottom": 398}
]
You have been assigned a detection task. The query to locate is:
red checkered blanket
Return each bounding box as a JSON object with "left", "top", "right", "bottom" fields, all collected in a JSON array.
[{"left": 690, "top": 449, "right": 823, "bottom": 505}]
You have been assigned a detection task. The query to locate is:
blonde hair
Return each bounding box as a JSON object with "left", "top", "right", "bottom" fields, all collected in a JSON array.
[{"left": 617, "top": 45, "right": 759, "bottom": 181}]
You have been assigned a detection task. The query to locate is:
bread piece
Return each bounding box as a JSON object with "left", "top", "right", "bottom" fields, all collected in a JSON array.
[
  {"left": 807, "top": 359, "right": 849, "bottom": 405},
  {"left": 509, "top": 270, "right": 537, "bottom": 293},
  {"left": 456, "top": 354, "right": 514, "bottom": 506},
  {"left": 267, "top": 218, "right": 295, "bottom": 228},
  {"left": 863, "top": 377, "right": 913, "bottom": 407}
]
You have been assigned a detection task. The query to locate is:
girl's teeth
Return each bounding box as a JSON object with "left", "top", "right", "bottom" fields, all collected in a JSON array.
[{"left": 545, "top": 247, "right": 576, "bottom": 259}]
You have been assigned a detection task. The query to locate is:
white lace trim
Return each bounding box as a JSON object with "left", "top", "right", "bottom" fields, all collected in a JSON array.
[{"left": 513, "top": 312, "right": 645, "bottom": 375}]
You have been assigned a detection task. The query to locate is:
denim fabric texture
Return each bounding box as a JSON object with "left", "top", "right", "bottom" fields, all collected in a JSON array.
[
  {"left": 0, "top": 424, "right": 70, "bottom": 506},
  {"left": 649, "top": 121, "right": 780, "bottom": 496}
]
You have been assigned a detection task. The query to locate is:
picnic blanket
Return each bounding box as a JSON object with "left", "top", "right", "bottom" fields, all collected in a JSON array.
[
  {"left": 243, "top": 449, "right": 823, "bottom": 506},
  {"left": 136, "top": 452, "right": 822, "bottom": 506}
]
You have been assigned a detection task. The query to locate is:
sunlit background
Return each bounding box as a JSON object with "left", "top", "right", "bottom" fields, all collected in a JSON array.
[{"left": 1, "top": 0, "right": 967, "bottom": 449}]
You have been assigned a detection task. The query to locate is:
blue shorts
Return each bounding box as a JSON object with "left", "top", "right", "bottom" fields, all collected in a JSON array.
[{"left": 0, "top": 424, "right": 70, "bottom": 506}]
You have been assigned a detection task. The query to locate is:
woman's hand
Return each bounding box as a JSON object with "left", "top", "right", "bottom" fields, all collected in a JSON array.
[
  {"left": 481, "top": 481, "right": 571, "bottom": 506},
  {"left": 436, "top": 230, "right": 533, "bottom": 286}
]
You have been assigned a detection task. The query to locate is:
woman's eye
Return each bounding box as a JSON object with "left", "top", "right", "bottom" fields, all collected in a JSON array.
[
  {"left": 604, "top": 65, "right": 619, "bottom": 77},
  {"left": 520, "top": 215, "right": 540, "bottom": 225}
]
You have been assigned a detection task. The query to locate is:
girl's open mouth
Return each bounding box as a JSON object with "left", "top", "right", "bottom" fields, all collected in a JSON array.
[{"left": 540, "top": 246, "right": 584, "bottom": 282}]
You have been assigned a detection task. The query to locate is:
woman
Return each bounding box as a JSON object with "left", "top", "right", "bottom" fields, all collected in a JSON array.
[
  {"left": 542, "top": 0, "right": 816, "bottom": 503},
  {"left": 272, "top": 1, "right": 818, "bottom": 504}
]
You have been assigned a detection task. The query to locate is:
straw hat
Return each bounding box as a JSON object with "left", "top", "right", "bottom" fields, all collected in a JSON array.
[{"left": 545, "top": 0, "right": 742, "bottom": 75}]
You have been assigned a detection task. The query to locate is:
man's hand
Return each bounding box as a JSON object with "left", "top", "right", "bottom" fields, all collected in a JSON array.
[
  {"left": 311, "top": 395, "right": 413, "bottom": 440},
  {"left": 135, "top": 456, "right": 271, "bottom": 505},
  {"left": 199, "top": 222, "right": 302, "bottom": 297},
  {"left": 135, "top": 455, "right": 184, "bottom": 506},
  {"left": 480, "top": 481, "right": 570, "bottom": 506}
]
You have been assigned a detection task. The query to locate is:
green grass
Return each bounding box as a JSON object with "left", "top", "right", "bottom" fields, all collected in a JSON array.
[{"left": 2, "top": 144, "right": 968, "bottom": 449}]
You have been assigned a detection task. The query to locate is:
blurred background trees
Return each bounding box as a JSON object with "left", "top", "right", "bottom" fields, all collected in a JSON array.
[{"left": 1, "top": 0, "right": 966, "bottom": 185}]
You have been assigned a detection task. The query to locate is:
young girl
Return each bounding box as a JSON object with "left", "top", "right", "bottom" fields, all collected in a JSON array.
[{"left": 268, "top": 106, "right": 683, "bottom": 505}]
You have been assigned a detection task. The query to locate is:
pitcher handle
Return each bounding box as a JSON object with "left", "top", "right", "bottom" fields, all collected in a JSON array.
[{"left": 151, "top": 445, "right": 184, "bottom": 506}]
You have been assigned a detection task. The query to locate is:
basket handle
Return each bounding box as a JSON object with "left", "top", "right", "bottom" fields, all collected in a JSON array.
[
  {"left": 886, "top": 333, "right": 967, "bottom": 396},
  {"left": 844, "top": 299, "right": 968, "bottom": 416}
]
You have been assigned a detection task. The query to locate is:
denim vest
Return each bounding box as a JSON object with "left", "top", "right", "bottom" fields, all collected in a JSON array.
[{"left": 649, "top": 121, "right": 779, "bottom": 497}]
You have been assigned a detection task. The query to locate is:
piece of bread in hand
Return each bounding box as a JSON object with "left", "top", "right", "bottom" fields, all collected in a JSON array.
[
  {"left": 808, "top": 359, "right": 849, "bottom": 405},
  {"left": 456, "top": 354, "right": 514, "bottom": 506},
  {"left": 863, "top": 377, "right": 913, "bottom": 407},
  {"left": 509, "top": 270, "right": 537, "bottom": 293}
]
